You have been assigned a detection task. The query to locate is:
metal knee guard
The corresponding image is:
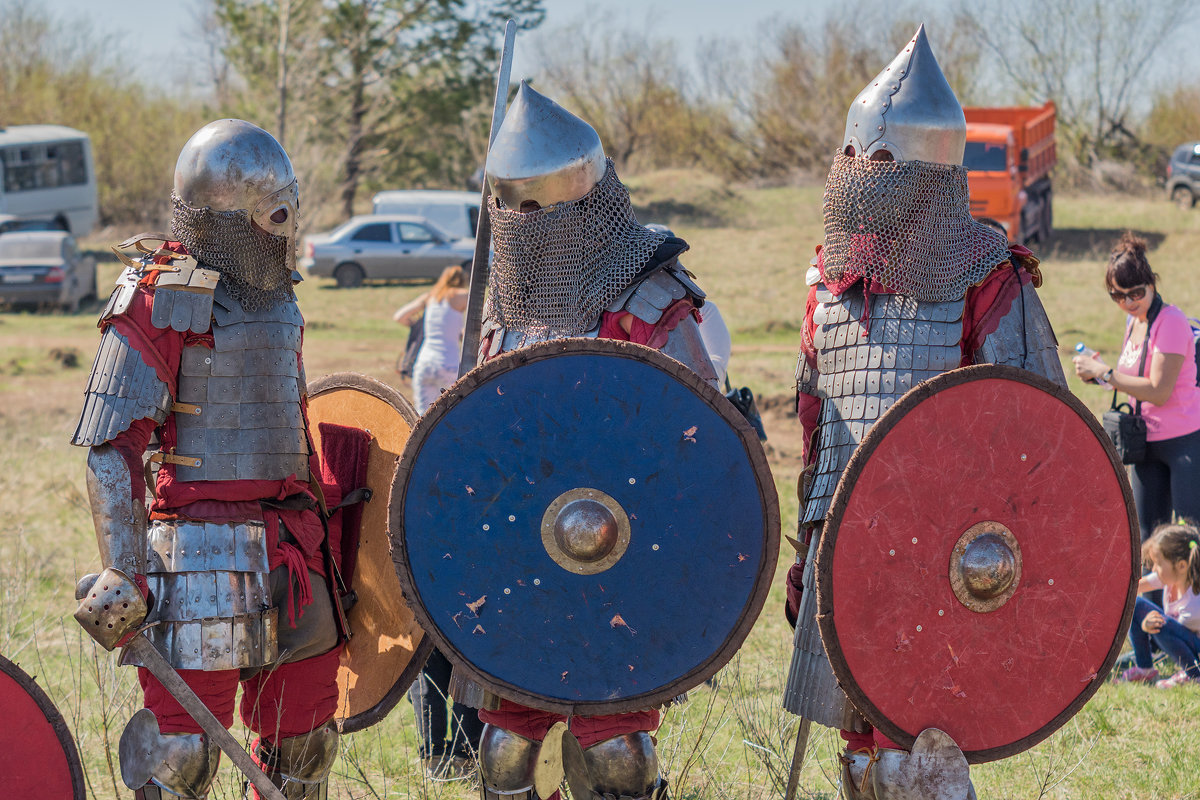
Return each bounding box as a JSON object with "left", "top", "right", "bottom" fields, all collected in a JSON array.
[
  {"left": 478, "top": 724, "right": 539, "bottom": 800},
  {"left": 119, "top": 708, "right": 220, "bottom": 799},
  {"left": 254, "top": 721, "right": 339, "bottom": 799},
  {"left": 839, "top": 729, "right": 972, "bottom": 800},
  {"left": 578, "top": 732, "right": 668, "bottom": 800}
]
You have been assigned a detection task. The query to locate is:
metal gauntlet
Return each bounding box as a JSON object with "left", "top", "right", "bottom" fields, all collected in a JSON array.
[{"left": 74, "top": 443, "right": 149, "bottom": 648}]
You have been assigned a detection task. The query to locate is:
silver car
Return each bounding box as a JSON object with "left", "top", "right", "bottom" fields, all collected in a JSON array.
[
  {"left": 302, "top": 214, "right": 475, "bottom": 287},
  {"left": 0, "top": 230, "right": 96, "bottom": 312}
]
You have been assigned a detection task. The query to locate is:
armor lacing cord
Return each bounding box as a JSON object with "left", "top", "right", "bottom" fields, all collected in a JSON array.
[{"left": 840, "top": 747, "right": 882, "bottom": 794}]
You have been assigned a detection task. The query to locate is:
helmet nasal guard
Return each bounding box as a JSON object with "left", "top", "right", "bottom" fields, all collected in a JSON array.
[
  {"left": 485, "top": 81, "right": 607, "bottom": 210},
  {"left": 842, "top": 24, "right": 966, "bottom": 166}
]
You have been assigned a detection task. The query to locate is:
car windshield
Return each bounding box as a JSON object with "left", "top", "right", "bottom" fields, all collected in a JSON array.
[
  {"left": 0, "top": 236, "right": 60, "bottom": 259},
  {"left": 964, "top": 142, "right": 1008, "bottom": 172}
]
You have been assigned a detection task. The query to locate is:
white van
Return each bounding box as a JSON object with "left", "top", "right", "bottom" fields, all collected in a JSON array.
[
  {"left": 0, "top": 125, "right": 98, "bottom": 236},
  {"left": 371, "top": 190, "right": 479, "bottom": 240}
]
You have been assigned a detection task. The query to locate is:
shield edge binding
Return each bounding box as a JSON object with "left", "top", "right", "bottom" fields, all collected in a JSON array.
[
  {"left": 0, "top": 654, "right": 86, "bottom": 800},
  {"left": 388, "top": 338, "right": 782, "bottom": 715},
  {"left": 815, "top": 364, "right": 1138, "bottom": 763},
  {"left": 307, "top": 372, "right": 435, "bottom": 733}
]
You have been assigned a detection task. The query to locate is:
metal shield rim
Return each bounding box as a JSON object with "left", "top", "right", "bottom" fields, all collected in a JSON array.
[
  {"left": 389, "top": 337, "right": 782, "bottom": 715},
  {"left": 307, "top": 371, "right": 433, "bottom": 733},
  {"left": 815, "top": 364, "right": 1138, "bottom": 763},
  {"left": 0, "top": 654, "right": 86, "bottom": 800}
]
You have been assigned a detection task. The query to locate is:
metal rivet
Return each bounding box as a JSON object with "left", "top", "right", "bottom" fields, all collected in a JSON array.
[
  {"left": 889, "top": 549, "right": 896, "bottom": 556},
  {"left": 911, "top": 538, "right": 918, "bottom": 544},
  {"left": 652, "top": 544, "right": 660, "bottom": 551},
  {"left": 533, "top": 578, "right": 541, "bottom": 586},
  {"left": 628, "top": 478, "right": 636, "bottom": 485},
  {"left": 938, "top": 609, "right": 944, "bottom": 616},
  {"left": 1021, "top": 454, "right": 1027, "bottom": 461},
  {"left": 508, "top": 515, "right": 516, "bottom": 522},
  {"left": 916, "top": 625, "right": 923, "bottom": 632},
  {"left": 504, "top": 587, "right": 511, "bottom": 595},
  {"left": 1048, "top": 578, "right": 1054, "bottom": 585},
  {"left": 482, "top": 524, "right": 490, "bottom": 531}
]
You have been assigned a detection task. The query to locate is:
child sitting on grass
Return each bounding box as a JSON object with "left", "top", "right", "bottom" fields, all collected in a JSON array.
[{"left": 1122, "top": 523, "right": 1200, "bottom": 688}]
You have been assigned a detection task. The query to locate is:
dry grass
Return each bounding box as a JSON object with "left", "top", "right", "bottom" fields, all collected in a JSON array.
[{"left": 4, "top": 181, "right": 1200, "bottom": 798}]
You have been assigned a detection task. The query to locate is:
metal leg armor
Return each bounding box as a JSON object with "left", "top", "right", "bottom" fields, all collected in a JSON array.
[
  {"left": 477, "top": 724, "right": 539, "bottom": 800},
  {"left": 576, "top": 733, "right": 668, "bottom": 800},
  {"left": 119, "top": 709, "right": 220, "bottom": 799},
  {"left": 839, "top": 729, "right": 972, "bottom": 800},
  {"left": 252, "top": 721, "right": 339, "bottom": 799}
]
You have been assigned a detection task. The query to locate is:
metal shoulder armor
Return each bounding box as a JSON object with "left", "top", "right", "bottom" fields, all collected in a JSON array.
[
  {"left": 974, "top": 279, "right": 1066, "bottom": 387},
  {"left": 71, "top": 326, "right": 171, "bottom": 447},
  {"left": 105, "top": 233, "right": 219, "bottom": 333}
]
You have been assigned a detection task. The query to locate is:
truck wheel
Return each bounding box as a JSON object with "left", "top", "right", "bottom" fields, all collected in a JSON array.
[
  {"left": 1172, "top": 186, "right": 1196, "bottom": 210},
  {"left": 334, "top": 262, "right": 365, "bottom": 288}
]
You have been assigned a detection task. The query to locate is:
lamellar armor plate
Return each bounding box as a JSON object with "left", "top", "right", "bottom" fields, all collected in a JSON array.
[
  {"left": 171, "top": 282, "right": 307, "bottom": 482},
  {"left": 799, "top": 286, "right": 966, "bottom": 527},
  {"left": 126, "top": 519, "right": 277, "bottom": 671}
]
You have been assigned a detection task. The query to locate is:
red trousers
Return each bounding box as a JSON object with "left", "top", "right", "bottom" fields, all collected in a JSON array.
[{"left": 139, "top": 643, "right": 342, "bottom": 740}]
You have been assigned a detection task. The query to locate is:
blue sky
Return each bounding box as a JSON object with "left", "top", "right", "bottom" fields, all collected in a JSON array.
[{"left": 41, "top": 0, "right": 961, "bottom": 93}]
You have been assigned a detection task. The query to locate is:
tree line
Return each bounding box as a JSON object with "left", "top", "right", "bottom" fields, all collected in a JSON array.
[{"left": 0, "top": 0, "right": 1195, "bottom": 231}]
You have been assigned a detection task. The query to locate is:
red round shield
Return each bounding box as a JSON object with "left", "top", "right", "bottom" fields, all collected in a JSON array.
[
  {"left": 0, "top": 654, "right": 85, "bottom": 799},
  {"left": 816, "top": 365, "right": 1138, "bottom": 763}
]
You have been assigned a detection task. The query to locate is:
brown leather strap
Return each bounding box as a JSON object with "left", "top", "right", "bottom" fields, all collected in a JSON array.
[
  {"left": 149, "top": 451, "right": 202, "bottom": 468},
  {"left": 170, "top": 401, "right": 202, "bottom": 416}
]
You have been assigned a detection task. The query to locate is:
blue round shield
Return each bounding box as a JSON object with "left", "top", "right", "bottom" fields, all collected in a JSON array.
[{"left": 389, "top": 338, "right": 780, "bottom": 714}]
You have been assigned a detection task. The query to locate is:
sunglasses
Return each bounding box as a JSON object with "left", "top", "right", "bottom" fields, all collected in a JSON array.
[{"left": 1109, "top": 285, "right": 1148, "bottom": 303}]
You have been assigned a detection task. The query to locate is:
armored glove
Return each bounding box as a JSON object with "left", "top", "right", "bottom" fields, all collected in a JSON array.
[{"left": 74, "top": 567, "right": 149, "bottom": 650}]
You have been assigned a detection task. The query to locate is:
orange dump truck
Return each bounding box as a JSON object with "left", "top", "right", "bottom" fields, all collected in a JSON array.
[{"left": 963, "top": 101, "right": 1056, "bottom": 245}]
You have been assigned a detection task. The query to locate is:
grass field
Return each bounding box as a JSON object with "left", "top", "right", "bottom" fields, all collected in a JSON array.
[{"left": 3, "top": 178, "right": 1200, "bottom": 799}]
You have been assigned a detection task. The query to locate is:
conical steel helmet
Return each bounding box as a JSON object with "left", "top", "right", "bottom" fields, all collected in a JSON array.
[
  {"left": 842, "top": 25, "right": 966, "bottom": 166},
  {"left": 486, "top": 81, "right": 607, "bottom": 210}
]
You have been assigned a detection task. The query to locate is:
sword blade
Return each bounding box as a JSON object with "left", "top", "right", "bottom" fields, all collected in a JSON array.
[
  {"left": 458, "top": 18, "right": 517, "bottom": 377},
  {"left": 123, "top": 636, "right": 288, "bottom": 800}
]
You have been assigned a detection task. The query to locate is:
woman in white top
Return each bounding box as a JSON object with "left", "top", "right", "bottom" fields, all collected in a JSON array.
[
  {"left": 392, "top": 265, "right": 479, "bottom": 776},
  {"left": 394, "top": 265, "right": 469, "bottom": 414}
]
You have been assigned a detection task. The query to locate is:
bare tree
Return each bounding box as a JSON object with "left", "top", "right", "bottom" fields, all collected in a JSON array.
[{"left": 960, "top": 0, "right": 1190, "bottom": 163}]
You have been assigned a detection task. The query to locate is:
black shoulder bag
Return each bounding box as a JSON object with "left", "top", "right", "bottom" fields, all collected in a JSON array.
[{"left": 1102, "top": 295, "right": 1162, "bottom": 464}]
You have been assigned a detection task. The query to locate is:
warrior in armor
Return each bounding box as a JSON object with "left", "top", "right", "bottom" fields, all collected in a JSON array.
[
  {"left": 467, "top": 82, "right": 716, "bottom": 800},
  {"left": 71, "top": 119, "right": 342, "bottom": 800},
  {"left": 782, "top": 27, "right": 1067, "bottom": 799}
]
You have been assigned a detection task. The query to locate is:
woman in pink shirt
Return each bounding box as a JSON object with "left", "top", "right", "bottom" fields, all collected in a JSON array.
[{"left": 1074, "top": 233, "right": 1200, "bottom": 589}]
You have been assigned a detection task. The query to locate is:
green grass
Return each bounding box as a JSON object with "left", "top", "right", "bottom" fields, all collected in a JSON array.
[{"left": 5, "top": 182, "right": 1200, "bottom": 798}]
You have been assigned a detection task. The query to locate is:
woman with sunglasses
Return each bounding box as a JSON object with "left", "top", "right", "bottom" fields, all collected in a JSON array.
[{"left": 1074, "top": 232, "right": 1200, "bottom": 578}]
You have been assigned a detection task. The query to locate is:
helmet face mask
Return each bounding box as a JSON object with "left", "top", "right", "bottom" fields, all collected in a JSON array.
[{"left": 250, "top": 179, "right": 299, "bottom": 240}]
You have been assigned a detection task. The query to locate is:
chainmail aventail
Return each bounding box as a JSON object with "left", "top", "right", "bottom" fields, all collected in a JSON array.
[
  {"left": 821, "top": 154, "right": 1011, "bottom": 301},
  {"left": 487, "top": 159, "right": 668, "bottom": 337},
  {"left": 171, "top": 193, "right": 295, "bottom": 311}
]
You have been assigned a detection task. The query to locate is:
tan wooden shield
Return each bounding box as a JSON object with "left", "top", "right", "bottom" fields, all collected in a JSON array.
[{"left": 307, "top": 372, "right": 433, "bottom": 732}]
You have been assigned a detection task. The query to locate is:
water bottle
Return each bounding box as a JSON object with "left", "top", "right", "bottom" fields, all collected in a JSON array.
[{"left": 1074, "top": 342, "right": 1112, "bottom": 389}]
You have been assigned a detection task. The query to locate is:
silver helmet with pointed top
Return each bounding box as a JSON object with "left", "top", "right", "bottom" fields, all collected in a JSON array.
[
  {"left": 842, "top": 24, "right": 966, "bottom": 166},
  {"left": 171, "top": 119, "right": 299, "bottom": 310},
  {"left": 486, "top": 81, "right": 607, "bottom": 210}
]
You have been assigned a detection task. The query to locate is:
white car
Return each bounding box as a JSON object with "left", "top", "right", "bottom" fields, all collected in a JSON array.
[
  {"left": 0, "top": 230, "right": 96, "bottom": 312},
  {"left": 303, "top": 214, "right": 475, "bottom": 287}
]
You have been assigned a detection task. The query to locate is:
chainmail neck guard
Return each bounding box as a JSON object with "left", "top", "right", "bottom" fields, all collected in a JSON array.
[
  {"left": 487, "top": 160, "right": 667, "bottom": 337},
  {"left": 171, "top": 194, "right": 295, "bottom": 311},
  {"left": 821, "top": 154, "right": 1011, "bottom": 301}
]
